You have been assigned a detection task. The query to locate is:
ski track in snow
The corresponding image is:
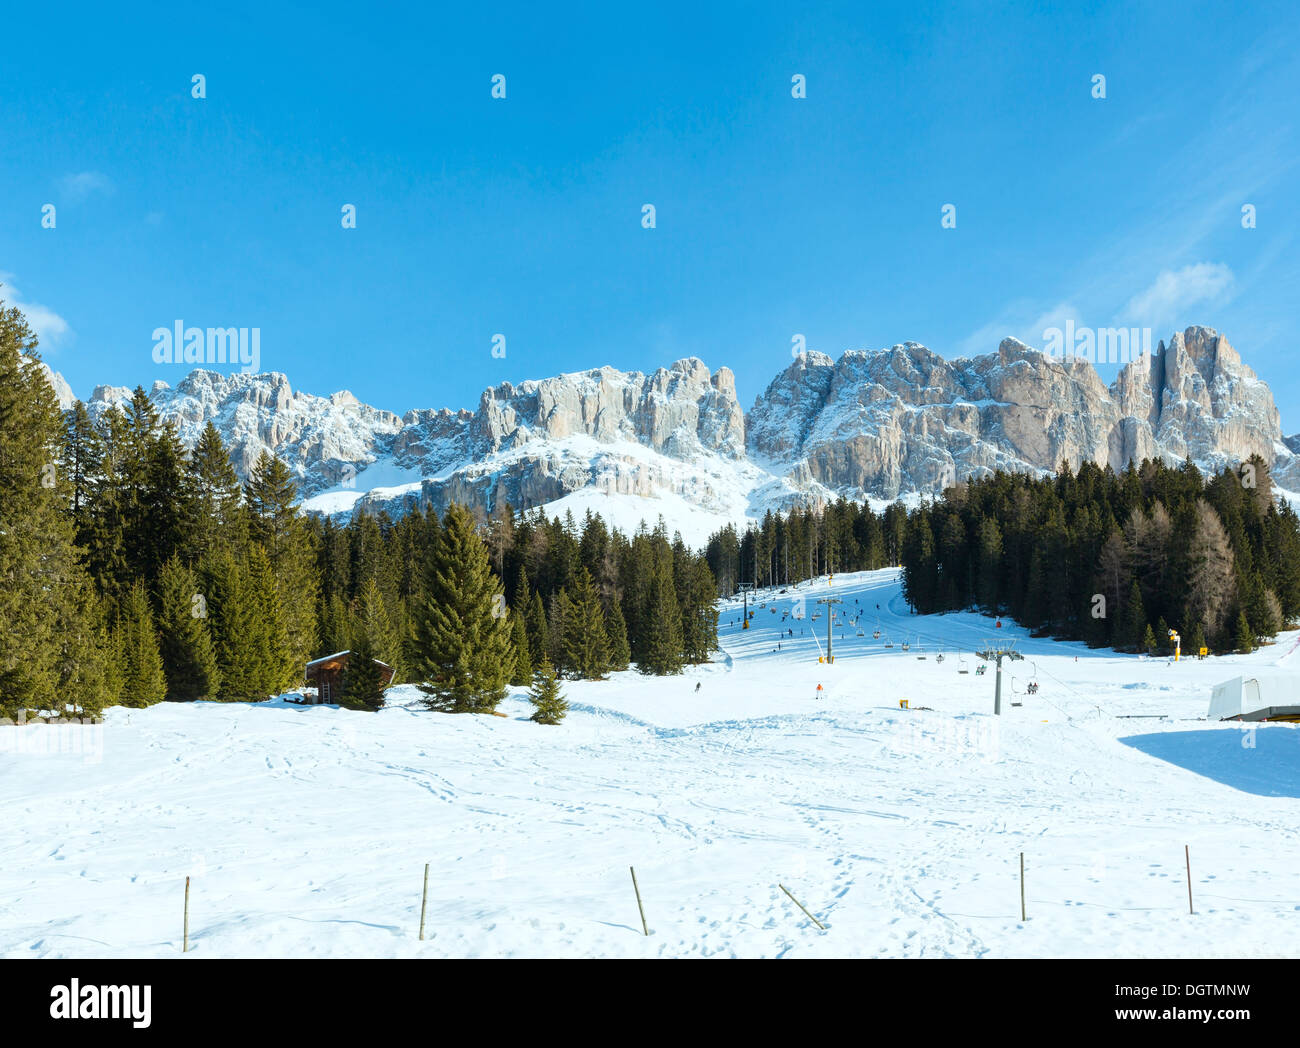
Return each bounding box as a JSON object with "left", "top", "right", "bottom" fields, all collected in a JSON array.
[{"left": 4, "top": 568, "right": 1300, "bottom": 958}]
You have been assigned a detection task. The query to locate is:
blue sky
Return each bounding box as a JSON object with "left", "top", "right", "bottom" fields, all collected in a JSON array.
[{"left": 3, "top": 1, "right": 1298, "bottom": 421}]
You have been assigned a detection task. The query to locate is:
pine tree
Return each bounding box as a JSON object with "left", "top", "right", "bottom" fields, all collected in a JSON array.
[
  {"left": 527, "top": 589, "right": 549, "bottom": 666},
  {"left": 604, "top": 597, "right": 631, "bottom": 672},
  {"left": 1124, "top": 579, "right": 1148, "bottom": 653},
  {"left": 528, "top": 657, "right": 568, "bottom": 725},
  {"left": 510, "top": 611, "right": 532, "bottom": 686},
  {"left": 119, "top": 582, "right": 167, "bottom": 707},
  {"left": 0, "top": 299, "right": 105, "bottom": 718},
  {"left": 1186, "top": 499, "right": 1236, "bottom": 644},
  {"left": 1189, "top": 621, "right": 1207, "bottom": 658},
  {"left": 203, "top": 550, "right": 263, "bottom": 700},
  {"left": 246, "top": 543, "right": 294, "bottom": 697},
  {"left": 639, "top": 556, "right": 685, "bottom": 675},
  {"left": 1235, "top": 610, "right": 1254, "bottom": 654},
  {"left": 340, "top": 634, "right": 387, "bottom": 712},
  {"left": 680, "top": 559, "right": 718, "bottom": 663},
  {"left": 410, "top": 503, "right": 513, "bottom": 713},
  {"left": 562, "top": 568, "right": 611, "bottom": 679},
  {"left": 190, "top": 421, "right": 246, "bottom": 557},
  {"left": 356, "top": 576, "right": 401, "bottom": 679},
  {"left": 157, "top": 557, "right": 221, "bottom": 701},
  {"left": 1142, "top": 623, "right": 1158, "bottom": 655},
  {"left": 318, "top": 592, "right": 352, "bottom": 657},
  {"left": 245, "top": 451, "right": 318, "bottom": 674},
  {"left": 1154, "top": 616, "right": 1170, "bottom": 654}
]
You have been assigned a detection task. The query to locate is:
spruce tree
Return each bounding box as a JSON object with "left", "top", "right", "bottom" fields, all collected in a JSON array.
[
  {"left": 0, "top": 300, "right": 104, "bottom": 718},
  {"left": 548, "top": 589, "right": 572, "bottom": 672},
  {"left": 562, "top": 568, "right": 611, "bottom": 679},
  {"left": 510, "top": 611, "right": 532, "bottom": 686},
  {"left": 157, "top": 557, "right": 221, "bottom": 701},
  {"left": 680, "top": 559, "right": 718, "bottom": 663},
  {"left": 119, "top": 582, "right": 167, "bottom": 707},
  {"left": 246, "top": 542, "right": 294, "bottom": 696},
  {"left": 340, "top": 634, "right": 387, "bottom": 711},
  {"left": 356, "top": 575, "right": 401, "bottom": 679},
  {"left": 245, "top": 451, "right": 318, "bottom": 674},
  {"left": 1124, "top": 579, "right": 1148, "bottom": 653},
  {"left": 1189, "top": 621, "right": 1207, "bottom": 658},
  {"left": 1142, "top": 623, "right": 1158, "bottom": 655},
  {"left": 528, "top": 657, "right": 568, "bottom": 725},
  {"left": 639, "top": 557, "right": 685, "bottom": 675},
  {"left": 203, "top": 550, "right": 263, "bottom": 700},
  {"left": 1235, "top": 610, "right": 1254, "bottom": 653},
  {"left": 410, "top": 503, "right": 513, "bottom": 713},
  {"left": 190, "top": 421, "right": 246, "bottom": 557},
  {"left": 526, "top": 589, "right": 549, "bottom": 666},
  {"left": 604, "top": 597, "right": 631, "bottom": 672}
]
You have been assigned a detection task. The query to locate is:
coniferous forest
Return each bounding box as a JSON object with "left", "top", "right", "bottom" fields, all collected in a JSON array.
[
  {"left": 0, "top": 301, "right": 717, "bottom": 722},
  {"left": 705, "top": 458, "right": 1300, "bottom": 657}
]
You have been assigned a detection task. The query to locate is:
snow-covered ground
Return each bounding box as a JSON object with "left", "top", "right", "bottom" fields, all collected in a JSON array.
[{"left": 4, "top": 568, "right": 1299, "bottom": 958}]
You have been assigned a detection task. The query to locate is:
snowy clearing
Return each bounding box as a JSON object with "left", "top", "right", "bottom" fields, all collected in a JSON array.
[{"left": 4, "top": 568, "right": 1299, "bottom": 958}]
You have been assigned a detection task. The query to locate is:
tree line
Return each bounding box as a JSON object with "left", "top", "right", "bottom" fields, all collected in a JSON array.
[
  {"left": 898, "top": 458, "right": 1300, "bottom": 654},
  {"left": 0, "top": 300, "right": 718, "bottom": 722},
  {"left": 704, "top": 456, "right": 1300, "bottom": 657},
  {"left": 704, "top": 499, "right": 909, "bottom": 592}
]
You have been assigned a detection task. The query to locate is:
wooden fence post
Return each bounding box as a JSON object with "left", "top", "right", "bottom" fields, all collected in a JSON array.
[
  {"left": 630, "top": 866, "right": 648, "bottom": 936},
  {"left": 419, "top": 863, "right": 430, "bottom": 940},
  {"left": 779, "top": 884, "right": 826, "bottom": 930},
  {"left": 1020, "top": 852, "right": 1026, "bottom": 922}
]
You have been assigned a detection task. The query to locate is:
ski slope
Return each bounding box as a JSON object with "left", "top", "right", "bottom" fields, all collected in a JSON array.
[{"left": 4, "top": 568, "right": 1299, "bottom": 958}]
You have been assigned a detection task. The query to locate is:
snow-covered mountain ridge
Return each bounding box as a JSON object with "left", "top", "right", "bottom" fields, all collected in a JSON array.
[{"left": 51, "top": 326, "right": 1300, "bottom": 541}]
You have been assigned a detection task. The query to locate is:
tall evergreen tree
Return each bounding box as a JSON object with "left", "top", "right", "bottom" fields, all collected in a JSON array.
[
  {"left": 561, "top": 568, "right": 610, "bottom": 679},
  {"left": 119, "top": 582, "right": 167, "bottom": 707},
  {"left": 190, "top": 421, "right": 246, "bottom": 558},
  {"left": 510, "top": 610, "right": 533, "bottom": 686},
  {"left": 340, "top": 633, "right": 388, "bottom": 712},
  {"left": 157, "top": 557, "right": 221, "bottom": 701},
  {"left": 1234, "top": 610, "right": 1254, "bottom": 654},
  {"left": 203, "top": 550, "right": 263, "bottom": 700},
  {"left": 0, "top": 300, "right": 105, "bottom": 718},
  {"left": 680, "top": 559, "right": 718, "bottom": 664},
  {"left": 604, "top": 597, "right": 631, "bottom": 672},
  {"left": 639, "top": 557, "right": 684, "bottom": 675},
  {"left": 410, "top": 503, "right": 514, "bottom": 713},
  {"left": 245, "top": 451, "right": 318, "bottom": 673}
]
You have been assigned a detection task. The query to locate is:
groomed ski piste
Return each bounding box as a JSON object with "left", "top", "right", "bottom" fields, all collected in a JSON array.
[{"left": 4, "top": 567, "right": 1300, "bottom": 958}]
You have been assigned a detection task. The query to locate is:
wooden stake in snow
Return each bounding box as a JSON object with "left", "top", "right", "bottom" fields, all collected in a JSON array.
[
  {"left": 1020, "top": 853, "right": 1026, "bottom": 922},
  {"left": 1185, "top": 845, "right": 1194, "bottom": 915},
  {"left": 630, "top": 866, "right": 649, "bottom": 936},
  {"left": 779, "top": 884, "right": 826, "bottom": 930},
  {"left": 419, "top": 863, "right": 430, "bottom": 941},
  {"left": 183, "top": 876, "right": 190, "bottom": 953}
]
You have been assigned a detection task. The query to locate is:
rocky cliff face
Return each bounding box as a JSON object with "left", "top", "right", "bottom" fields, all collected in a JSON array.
[
  {"left": 44, "top": 325, "right": 1300, "bottom": 536},
  {"left": 748, "top": 327, "right": 1299, "bottom": 499}
]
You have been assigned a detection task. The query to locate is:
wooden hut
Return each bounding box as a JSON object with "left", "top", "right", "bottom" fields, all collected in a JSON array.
[{"left": 304, "top": 650, "right": 396, "bottom": 705}]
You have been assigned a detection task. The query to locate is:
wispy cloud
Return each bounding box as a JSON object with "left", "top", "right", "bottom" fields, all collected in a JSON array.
[
  {"left": 959, "top": 32, "right": 1294, "bottom": 359},
  {"left": 0, "top": 274, "right": 72, "bottom": 349},
  {"left": 956, "top": 300, "right": 1085, "bottom": 356},
  {"left": 59, "top": 170, "right": 114, "bottom": 202},
  {"left": 1119, "top": 263, "right": 1235, "bottom": 333}
]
